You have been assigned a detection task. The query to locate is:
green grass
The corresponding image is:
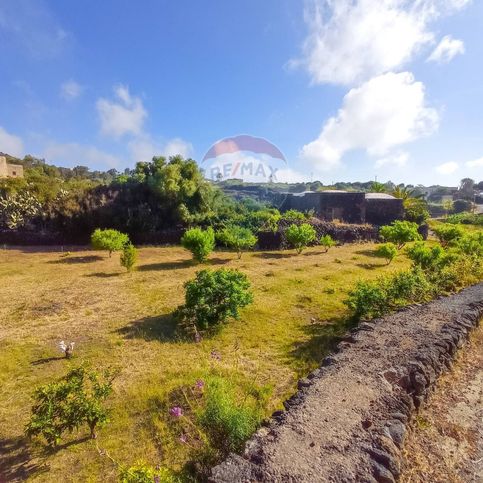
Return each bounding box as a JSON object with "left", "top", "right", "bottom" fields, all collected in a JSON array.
[{"left": 0, "top": 243, "right": 413, "bottom": 481}]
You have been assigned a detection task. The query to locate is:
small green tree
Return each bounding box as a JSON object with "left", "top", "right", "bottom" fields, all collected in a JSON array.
[
  {"left": 319, "top": 234, "right": 336, "bottom": 252},
  {"left": 433, "top": 224, "right": 464, "bottom": 247},
  {"left": 181, "top": 227, "right": 215, "bottom": 263},
  {"left": 375, "top": 242, "right": 398, "bottom": 264},
  {"left": 442, "top": 199, "right": 454, "bottom": 218},
  {"left": 120, "top": 243, "right": 138, "bottom": 272},
  {"left": 285, "top": 223, "right": 316, "bottom": 254},
  {"left": 91, "top": 228, "right": 129, "bottom": 257},
  {"left": 176, "top": 269, "right": 253, "bottom": 332},
  {"left": 406, "top": 242, "right": 450, "bottom": 270},
  {"left": 217, "top": 226, "right": 257, "bottom": 259},
  {"left": 25, "top": 367, "right": 115, "bottom": 446},
  {"left": 379, "top": 221, "right": 422, "bottom": 249}
]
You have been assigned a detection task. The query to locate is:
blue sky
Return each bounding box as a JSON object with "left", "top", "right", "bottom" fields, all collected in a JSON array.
[{"left": 0, "top": 0, "right": 482, "bottom": 186}]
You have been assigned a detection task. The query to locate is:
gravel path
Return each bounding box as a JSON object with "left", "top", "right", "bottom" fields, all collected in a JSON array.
[{"left": 211, "top": 284, "right": 483, "bottom": 482}]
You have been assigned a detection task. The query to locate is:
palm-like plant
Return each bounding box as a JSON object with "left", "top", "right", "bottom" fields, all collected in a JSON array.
[{"left": 391, "top": 185, "right": 424, "bottom": 201}]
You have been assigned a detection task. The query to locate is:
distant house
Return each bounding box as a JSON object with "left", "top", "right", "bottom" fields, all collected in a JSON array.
[
  {"left": 0, "top": 155, "right": 24, "bottom": 178},
  {"left": 280, "top": 190, "right": 404, "bottom": 225}
]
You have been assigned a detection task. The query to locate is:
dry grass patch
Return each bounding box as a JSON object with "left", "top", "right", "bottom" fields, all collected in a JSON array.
[{"left": 0, "top": 243, "right": 409, "bottom": 481}]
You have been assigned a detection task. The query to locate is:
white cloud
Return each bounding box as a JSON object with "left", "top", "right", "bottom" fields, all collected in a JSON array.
[
  {"left": 0, "top": 127, "right": 24, "bottom": 158},
  {"left": 465, "top": 157, "right": 483, "bottom": 168},
  {"left": 163, "top": 138, "right": 194, "bottom": 158},
  {"left": 128, "top": 135, "right": 193, "bottom": 162},
  {"left": 375, "top": 152, "right": 409, "bottom": 168},
  {"left": 427, "top": 35, "right": 465, "bottom": 63},
  {"left": 96, "top": 85, "right": 147, "bottom": 139},
  {"left": 300, "top": 72, "right": 439, "bottom": 170},
  {"left": 293, "top": 0, "right": 471, "bottom": 85},
  {"left": 43, "top": 142, "right": 121, "bottom": 169},
  {"left": 60, "top": 80, "right": 83, "bottom": 100},
  {"left": 436, "top": 161, "right": 459, "bottom": 174}
]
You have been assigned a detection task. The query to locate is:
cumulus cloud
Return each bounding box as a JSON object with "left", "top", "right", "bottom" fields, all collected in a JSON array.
[
  {"left": 436, "top": 161, "right": 459, "bottom": 174},
  {"left": 43, "top": 142, "right": 121, "bottom": 169},
  {"left": 465, "top": 157, "right": 483, "bottom": 168},
  {"left": 60, "top": 80, "right": 83, "bottom": 100},
  {"left": 97, "top": 85, "right": 147, "bottom": 139},
  {"left": 427, "top": 35, "right": 465, "bottom": 63},
  {"left": 0, "top": 127, "right": 24, "bottom": 158},
  {"left": 293, "top": 0, "right": 471, "bottom": 85},
  {"left": 375, "top": 152, "right": 409, "bottom": 168},
  {"left": 300, "top": 72, "right": 439, "bottom": 170},
  {"left": 128, "top": 135, "right": 193, "bottom": 162},
  {"left": 163, "top": 138, "right": 194, "bottom": 158}
]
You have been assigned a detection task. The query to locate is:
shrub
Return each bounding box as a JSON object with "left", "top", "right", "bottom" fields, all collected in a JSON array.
[
  {"left": 374, "top": 242, "right": 398, "bottom": 264},
  {"left": 319, "top": 234, "right": 336, "bottom": 252},
  {"left": 282, "top": 209, "right": 307, "bottom": 222},
  {"left": 198, "top": 377, "right": 262, "bottom": 453},
  {"left": 445, "top": 212, "right": 483, "bottom": 226},
  {"left": 181, "top": 227, "right": 215, "bottom": 263},
  {"left": 404, "top": 198, "right": 429, "bottom": 224},
  {"left": 119, "top": 462, "right": 176, "bottom": 483},
  {"left": 453, "top": 199, "right": 473, "bottom": 213},
  {"left": 379, "top": 220, "right": 422, "bottom": 249},
  {"left": 26, "top": 367, "right": 115, "bottom": 446},
  {"left": 385, "top": 268, "right": 431, "bottom": 304},
  {"left": 91, "top": 228, "right": 129, "bottom": 257},
  {"left": 285, "top": 223, "right": 316, "bottom": 254},
  {"left": 217, "top": 226, "right": 257, "bottom": 259},
  {"left": 406, "top": 242, "right": 450, "bottom": 270},
  {"left": 433, "top": 224, "right": 464, "bottom": 247},
  {"left": 457, "top": 232, "right": 483, "bottom": 257},
  {"left": 176, "top": 269, "right": 253, "bottom": 332},
  {"left": 344, "top": 280, "right": 388, "bottom": 319},
  {"left": 120, "top": 243, "right": 138, "bottom": 272}
]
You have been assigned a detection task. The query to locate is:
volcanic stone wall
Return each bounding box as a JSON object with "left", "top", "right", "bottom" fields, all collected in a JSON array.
[
  {"left": 281, "top": 192, "right": 366, "bottom": 223},
  {"left": 210, "top": 283, "right": 483, "bottom": 483},
  {"left": 366, "top": 198, "right": 404, "bottom": 225}
]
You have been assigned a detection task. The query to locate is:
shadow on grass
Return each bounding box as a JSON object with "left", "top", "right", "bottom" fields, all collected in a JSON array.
[
  {"left": 356, "top": 262, "right": 383, "bottom": 270},
  {"left": 84, "top": 272, "right": 121, "bottom": 278},
  {"left": 0, "top": 436, "right": 50, "bottom": 481},
  {"left": 253, "top": 252, "right": 292, "bottom": 260},
  {"left": 303, "top": 250, "right": 329, "bottom": 256},
  {"left": 47, "top": 255, "right": 104, "bottom": 264},
  {"left": 116, "top": 314, "right": 179, "bottom": 342},
  {"left": 354, "top": 249, "right": 379, "bottom": 258},
  {"left": 138, "top": 259, "right": 192, "bottom": 271},
  {"left": 289, "top": 316, "right": 358, "bottom": 374},
  {"left": 31, "top": 356, "right": 65, "bottom": 366}
]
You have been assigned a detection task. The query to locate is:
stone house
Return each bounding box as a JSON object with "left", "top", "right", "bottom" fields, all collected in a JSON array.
[
  {"left": 280, "top": 190, "right": 404, "bottom": 225},
  {"left": 0, "top": 155, "right": 24, "bottom": 178}
]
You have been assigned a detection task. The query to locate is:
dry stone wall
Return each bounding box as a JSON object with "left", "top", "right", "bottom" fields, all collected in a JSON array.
[{"left": 211, "top": 283, "right": 483, "bottom": 482}]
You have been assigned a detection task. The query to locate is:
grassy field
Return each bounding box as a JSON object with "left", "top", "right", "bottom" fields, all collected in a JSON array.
[{"left": 0, "top": 242, "right": 415, "bottom": 481}]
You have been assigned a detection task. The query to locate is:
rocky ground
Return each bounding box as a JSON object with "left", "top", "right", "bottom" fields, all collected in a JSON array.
[
  {"left": 401, "top": 325, "right": 483, "bottom": 483},
  {"left": 211, "top": 284, "right": 483, "bottom": 482}
]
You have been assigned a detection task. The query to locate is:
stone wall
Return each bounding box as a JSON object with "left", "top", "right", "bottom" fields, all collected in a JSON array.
[{"left": 210, "top": 284, "right": 483, "bottom": 482}]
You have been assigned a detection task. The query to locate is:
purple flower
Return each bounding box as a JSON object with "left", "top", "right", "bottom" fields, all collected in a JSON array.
[
  {"left": 154, "top": 477, "right": 160, "bottom": 483},
  {"left": 169, "top": 406, "right": 183, "bottom": 418},
  {"left": 210, "top": 349, "right": 221, "bottom": 361},
  {"left": 195, "top": 379, "right": 205, "bottom": 390},
  {"left": 179, "top": 434, "right": 187, "bottom": 444}
]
